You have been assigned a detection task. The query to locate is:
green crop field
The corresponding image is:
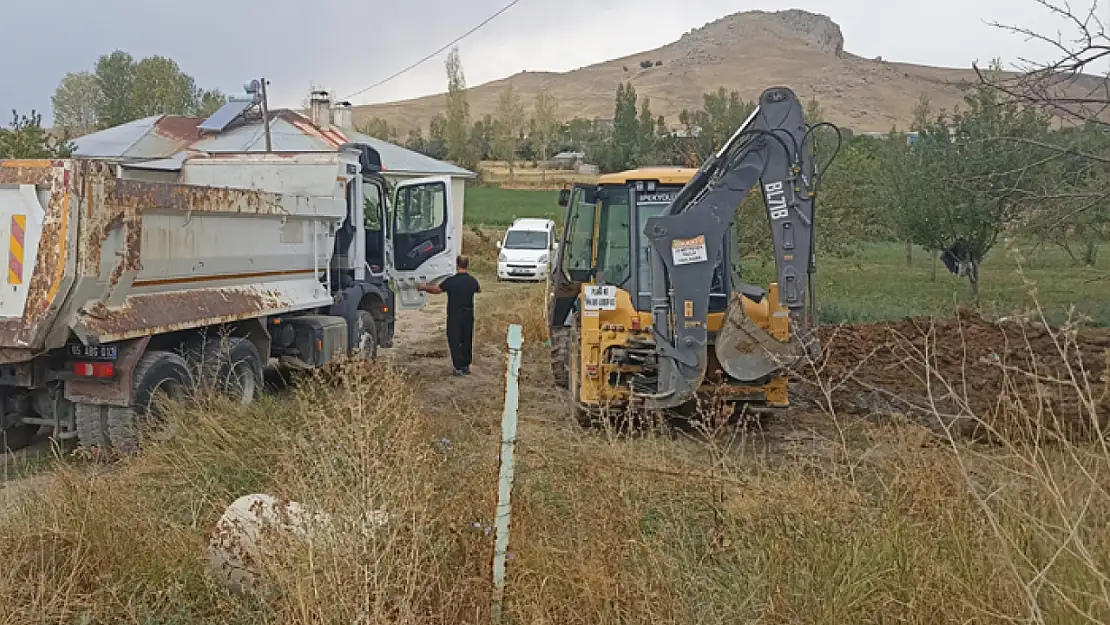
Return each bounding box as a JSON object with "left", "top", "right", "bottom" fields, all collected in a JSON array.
[{"left": 464, "top": 186, "right": 562, "bottom": 226}]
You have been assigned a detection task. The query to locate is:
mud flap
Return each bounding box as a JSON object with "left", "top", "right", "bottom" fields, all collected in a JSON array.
[{"left": 714, "top": 296, "right": 803, "bottom": 382}]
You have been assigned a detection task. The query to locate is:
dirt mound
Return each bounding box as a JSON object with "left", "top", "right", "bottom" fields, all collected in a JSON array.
[{"left": 811, "top": 311, "right": 1110, "bottom": 442}]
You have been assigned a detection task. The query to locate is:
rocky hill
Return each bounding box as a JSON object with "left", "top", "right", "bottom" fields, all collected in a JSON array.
[{"left": 349, "top": 9, "right": 1088, "bottom": 135}]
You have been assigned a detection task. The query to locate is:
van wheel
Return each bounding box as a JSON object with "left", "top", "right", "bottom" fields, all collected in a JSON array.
[
  {"left": 188, "top": 336, "right": 263, "bottom": 405},
  {"left": 1, "top": 423, "right": 38, "bottom": 453},
  {"left": 108, "top": 351, "right": 193, "bottom": 454}
]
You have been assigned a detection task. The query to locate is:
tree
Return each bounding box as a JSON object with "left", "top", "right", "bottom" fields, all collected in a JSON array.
[
  {"left": 444, "top": 47, "right": 476, "bottom": 171},
  {"left": 76, "top": 50, "right": 223, "bottom": 129},
  {"left": 427, "top": 114, "right": 448, "bottom": 160},
  {"left": 978, "top": 0, "right": 1110, "bottom": 272},
  {"left": 130, "top": 56, "right": 200, "bottom": 117},
  {"left": 637, "top": 96, "right": 661, "bottom": 163},
  {"left": 679, "top": 87, "right": 757, "bottom": 164},
  {"left": 94, "top": 50, "right": 138, "bottom": 128},
  {"left": 1023, "top": 122, "right": 1110, "bottom": 266},
  {"left": 404, "top": 127, "right": 427, "bottom": 154},
  {"left": 358, "top": 117, "right": 398, "bottom": 143},
  {"left": 470, "top": 114, "right": 495, "bottom": 161},
  {"left": 609, "top": 82, "right": 640, "bottom": 171},
  {"left": 197, "top": 89, "right": 228, "bottom": 118},
  {"left": 493, "top": 81, "right": 525, "bottom": 180},
  {"left": 0, "top": 110, "right": 74, "bottom": 159},
  {"left": 881, "top": 78, "right": 1055, "bottom": 301},
  {"left": 52, "top": 72, "right": 100, "bottom": 137},
  {"left": 532, "top": 90, "right": 559, "bottom": 163}
]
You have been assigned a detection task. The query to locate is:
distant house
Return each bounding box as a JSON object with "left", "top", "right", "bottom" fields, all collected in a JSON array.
[
  {"left": 551, "top": 151, "right": 586, "bottom": 170},
  {"left": 858, "top": 130, "right": 921, "bottom": 145},
  {"left": 72, "top": 92, "right": 477, "bottom": 259}
]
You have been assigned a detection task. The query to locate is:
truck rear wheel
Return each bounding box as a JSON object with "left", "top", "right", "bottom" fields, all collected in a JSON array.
[
  {"left": 187, "top": 336, "right": 263, "bottom": 405},
  {"left": 75, "top": 403, "right": 111, "bottom": 452},
  {"left": 1, "top": 423, "right": 38, "bottom": 453},
  {"left": 109, "top": 350, "right": 193, "bottom": 454}
]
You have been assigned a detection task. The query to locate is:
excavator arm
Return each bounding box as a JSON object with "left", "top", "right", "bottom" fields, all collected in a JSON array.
[{"left": 641, "top": 86, "right": 834, "bottom": 409}]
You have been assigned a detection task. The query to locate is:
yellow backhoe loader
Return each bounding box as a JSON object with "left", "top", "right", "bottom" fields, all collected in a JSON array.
[{"left": 547, "top": 86, "right": 842, "bottom": 424}]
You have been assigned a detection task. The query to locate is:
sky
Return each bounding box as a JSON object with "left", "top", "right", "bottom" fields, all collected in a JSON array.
[{"left": 1, "top": 0, "right": 1105, "bottom": 127}]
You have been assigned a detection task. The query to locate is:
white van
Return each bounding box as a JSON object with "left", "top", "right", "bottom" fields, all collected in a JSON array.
[{"left": 496, "top": 218, "right": 558, "bottom": 282}]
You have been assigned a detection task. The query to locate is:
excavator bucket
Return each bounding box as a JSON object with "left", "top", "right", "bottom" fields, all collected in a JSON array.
[{"left": 713, "top": 294, "right": 804, "bottom": 382}]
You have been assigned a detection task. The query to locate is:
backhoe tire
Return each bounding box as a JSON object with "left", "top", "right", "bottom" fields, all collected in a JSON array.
[
  {"left": 566, "top": 323, "right": 592, "bottom": 428},
  {"left": 108, "top": 350, "right": 193, "bottom": 455},
  {"left": 550, "top": 326, "right": 570, "bottom": 388}
]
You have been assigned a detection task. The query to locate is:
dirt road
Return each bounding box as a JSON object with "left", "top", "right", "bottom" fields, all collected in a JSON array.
[{"left": 386, "top": 279, "right": 847, "bottom": 466}]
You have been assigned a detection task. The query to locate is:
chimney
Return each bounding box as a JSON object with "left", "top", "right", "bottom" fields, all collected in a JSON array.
[
  {"left": 332, "top": 100, "right": 353, "bottom": 130},
  {"left": 310, "top": 89, "right": 332, "bottom": 128}
]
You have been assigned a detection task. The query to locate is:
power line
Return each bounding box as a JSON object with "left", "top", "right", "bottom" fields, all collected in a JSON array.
[{"left": 340, "top": 0, "right": 526, "bottom": 103}]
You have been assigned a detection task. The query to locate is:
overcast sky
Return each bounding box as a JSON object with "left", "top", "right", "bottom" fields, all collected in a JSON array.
[{"left": 2, "top": 0, "right": 1105, "bottom": 126}]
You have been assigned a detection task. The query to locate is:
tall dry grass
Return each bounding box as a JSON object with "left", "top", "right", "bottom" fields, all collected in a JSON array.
[{"left": 0, "top": 291, "right": 1107, "bottom": 623}]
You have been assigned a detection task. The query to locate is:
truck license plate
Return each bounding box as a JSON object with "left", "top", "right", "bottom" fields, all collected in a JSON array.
[{"left": 69, "top": 344, "right": 118, "bottom": 360}]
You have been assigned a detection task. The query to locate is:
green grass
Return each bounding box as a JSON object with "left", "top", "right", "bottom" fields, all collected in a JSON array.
[
  {"left": 464, "top": 185, "right": 562, "bottom": 226},
  {"left": 742, "top": 241, "right": 1110, "bottom": 327}
]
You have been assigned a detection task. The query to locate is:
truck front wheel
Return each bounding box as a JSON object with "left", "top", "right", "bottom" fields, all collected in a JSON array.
[
  {"left": 108, "top": 350, "right": 193, "bottom": 454},
  {"left": 353, "top": 310, "right": 378, "bottom": 361}
]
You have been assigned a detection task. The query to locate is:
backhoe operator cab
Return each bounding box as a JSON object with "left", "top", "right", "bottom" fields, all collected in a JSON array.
[{"left": 548, "top": 86, "right": 840, "bottom": 424}]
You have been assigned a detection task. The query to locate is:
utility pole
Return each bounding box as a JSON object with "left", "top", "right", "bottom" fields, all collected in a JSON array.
[{"left": 259, "top": 77, "right": 272, "bottom": 153}]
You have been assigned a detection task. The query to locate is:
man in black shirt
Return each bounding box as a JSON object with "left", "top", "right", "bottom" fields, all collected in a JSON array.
[{"left": 417, "top": 255, "right": 481, "bottom": 375}]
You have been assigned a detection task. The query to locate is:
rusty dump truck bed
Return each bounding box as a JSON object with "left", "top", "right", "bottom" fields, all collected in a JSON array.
[{"left": 0, "top": 156, "right": 350, "bottom": 363}]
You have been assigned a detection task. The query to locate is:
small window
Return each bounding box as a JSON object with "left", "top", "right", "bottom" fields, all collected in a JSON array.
[
  {"left": 597, "top": 190, "right": 631, "bottom": 287},
  {"left": 395, "top": 181, "right": 446, "bottom": 234},
  {"left": 503, "top": 230, "right": 548, "bottom": 250},
  {"left": 564, "top": 188, "right": 597, "bottom": 275},
  {"left": 362, "top": 179, "right": 384, "bottom": 231}
]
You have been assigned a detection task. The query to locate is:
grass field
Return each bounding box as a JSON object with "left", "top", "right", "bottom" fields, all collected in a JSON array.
[
  {"left": 464, "top": 185, "right": 564, "bottom": 226},
  {"left": 1, "top": 282, "right": 1107, "bottom": 624},
  {"left": 0, "top": 186, "right": 1104, "bottom": 624},
  {"left": 463, "top": 186, "right": 1109, "bottom": 326}
]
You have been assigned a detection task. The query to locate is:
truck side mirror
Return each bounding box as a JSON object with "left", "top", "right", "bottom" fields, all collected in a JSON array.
[
  {"left": 496, "top": 240, "right": 502, "bottom": 249},
  {"left": 557, "top": 188, "right": 570, "bottom": 206}
]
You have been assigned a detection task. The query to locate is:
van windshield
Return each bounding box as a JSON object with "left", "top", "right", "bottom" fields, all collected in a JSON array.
[{"left": 503, "top": 230, "right": 548, "bottom": 250}]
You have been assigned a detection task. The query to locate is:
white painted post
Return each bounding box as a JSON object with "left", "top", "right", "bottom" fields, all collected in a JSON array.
[{"left": 491, "top": 324, "right": 522, "bottom": 625}]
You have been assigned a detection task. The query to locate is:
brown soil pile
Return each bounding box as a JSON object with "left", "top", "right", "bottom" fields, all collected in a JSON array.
[{"left": 809, "top": 310, "right": 1110, "bottom": 442}]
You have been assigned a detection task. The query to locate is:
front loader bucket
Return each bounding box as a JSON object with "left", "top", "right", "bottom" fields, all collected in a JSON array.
[{"left": 714, "top": 295, "right": 804, "bottom": 382}]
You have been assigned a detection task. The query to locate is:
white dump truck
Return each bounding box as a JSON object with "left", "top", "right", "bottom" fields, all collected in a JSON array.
[{"left": 0, "top": 143, "right": 457, "bottom": 453}]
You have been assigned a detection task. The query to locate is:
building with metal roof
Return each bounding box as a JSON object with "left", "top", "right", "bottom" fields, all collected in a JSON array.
[
  {"left": 72, "top": 93, "right": 477, "bottom": 252},
  {"left": 72, "top": 108, "right": 475, "bottom": 179}
]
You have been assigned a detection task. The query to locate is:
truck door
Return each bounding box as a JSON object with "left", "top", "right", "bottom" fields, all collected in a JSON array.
[{"left": 391, "top": 175, "right": 455, "bottom": 309}]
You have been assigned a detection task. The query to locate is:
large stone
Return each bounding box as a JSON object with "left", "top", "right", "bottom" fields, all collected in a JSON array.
[{"left": 207, "top": 493, "right": 387, "bottom": 595}]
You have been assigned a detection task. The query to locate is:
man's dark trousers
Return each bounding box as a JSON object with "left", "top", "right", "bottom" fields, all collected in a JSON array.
[{"left": 446, "top": 310, "right": 474, "bottom": 371}]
